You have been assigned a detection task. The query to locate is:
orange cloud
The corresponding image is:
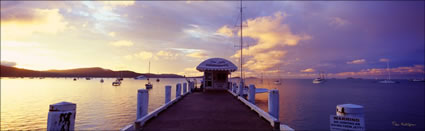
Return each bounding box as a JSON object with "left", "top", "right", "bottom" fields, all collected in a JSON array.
[
  {"left": 228, "top": 11, "right": 311, "bottom": 72},
  {"left": 1, "top": 8, "right": 68, "bottom": 39},
  {"left": 1, "top": 61, "right": 17, "bottom": 67},
  {"left": 334, "top": 65, "right": 424, "bottom": 77},
  {"left": 156, "top": 50, "right": 181, "bottom": 60},
  {"left": 329, "top": 17, "right": 350, "bottom": 27},
  {"left": 103, "top": 1, "right": 135, "bottom": 7},
  {"left": 379, "top": 58, "right": 390, "bottom": 62},
  {"left": 110, "top": 40, "right": 134, "bottom": 47},
  {"left": 187, "top": 51, "right": 208, "bottom": 59},
  {"left": 216, "top": 25, "right": 234, "bottom": 37},
  {"left": 347, "top": 59, "right": 366, "bottom": 64},
  {"left": 300, "top": 68, "right": 315, "bottom": 73}
]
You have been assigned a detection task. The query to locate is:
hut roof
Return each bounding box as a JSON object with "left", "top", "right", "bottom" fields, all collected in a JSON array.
[{"left": 196, "top": 58, "right": 237, "bottom": 72}]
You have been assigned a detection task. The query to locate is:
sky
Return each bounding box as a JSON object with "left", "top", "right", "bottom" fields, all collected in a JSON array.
[{"left": 1, "top": 1, "right": 424, "bottom": 79}]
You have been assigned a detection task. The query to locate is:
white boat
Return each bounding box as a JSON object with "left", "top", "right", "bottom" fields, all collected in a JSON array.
[
  {"left": 112, "top": 80, "right": 121, "bottom": 86},
  {"left": 274, "top": 80, "right": 282, "bottom": 85},
  {"left": 313, "top": 71, "right": 326, "bottom": 84},
  {"left": 145, "top": 82, "right": 153, "bottom": 89},
  {"left": 379, "top": 80, "right": 397, "bottom": 84},
  {"left": 313, "top": 78, "right": 325, "bottom": 84},
  {"left": 411, "top": 79, "right": 425, "bottom": 82},
  {"left": 134, "top": 75, "right": 147, "bottom": 80},
  {"left": 378, "top": 60, "right": 397, "bottom": 84}
]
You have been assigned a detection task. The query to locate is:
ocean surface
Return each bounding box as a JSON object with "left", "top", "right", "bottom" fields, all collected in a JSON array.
[{"left": 1, "top": 78, "right": 424, "bottom": 130}]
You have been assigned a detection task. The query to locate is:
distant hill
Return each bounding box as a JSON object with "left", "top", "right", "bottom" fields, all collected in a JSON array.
[{"left": 0, "top": 65, "right": 184, "bottom": 78}]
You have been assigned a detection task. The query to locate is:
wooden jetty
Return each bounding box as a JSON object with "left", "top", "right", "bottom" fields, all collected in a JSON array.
[{"left": 142, "top": 90, "right": 272, "bottom": 130}]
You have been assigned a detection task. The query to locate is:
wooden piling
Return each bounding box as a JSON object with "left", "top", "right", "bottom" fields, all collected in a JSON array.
[
  {"left": 183, "top": 83, "right": 187, "bottom": 94},
  {"left": 176, "top": 83, "right": 182, "bottom": 98},
  {"left": 137, "top": 89, "right": 149, "bottom": 119},
  {"left": 165, "top": 85, "right": 171, "bottom": 104}
]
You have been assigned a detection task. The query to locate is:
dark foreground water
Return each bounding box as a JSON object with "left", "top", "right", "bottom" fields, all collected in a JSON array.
[
  {"left": 244, "top": 78, "right": 424, "bottom": 130},
  {"left": 1, "top": 78, "right": 424, "bottom": 130}
]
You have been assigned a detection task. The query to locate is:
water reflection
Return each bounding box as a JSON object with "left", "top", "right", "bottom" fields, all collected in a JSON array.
[{"left": 1, "top": 78, "right": 187, "bottom": 130}]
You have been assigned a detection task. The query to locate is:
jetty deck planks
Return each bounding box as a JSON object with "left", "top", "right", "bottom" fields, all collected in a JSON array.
[{"left": 142, "top": 90, "right": 273, "bottom": 130}]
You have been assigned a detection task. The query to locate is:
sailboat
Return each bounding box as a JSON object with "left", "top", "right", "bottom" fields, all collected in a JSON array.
[
  {"left": 313, "top": 71, "right": 326, "bottom": 84},
  {"left": 274, "top": 67, "right": 282, "bottom": 85},
  {"left": 145, "top": 61, "right": 153, "bottom": 89},
  {"left": 378, "top": 60, "right": 397, "bottom": 84}
]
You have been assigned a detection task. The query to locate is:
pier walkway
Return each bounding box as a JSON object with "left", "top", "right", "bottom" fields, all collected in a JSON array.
[{"left": 142, "top": 90, "right": 273, "bottom": 130}]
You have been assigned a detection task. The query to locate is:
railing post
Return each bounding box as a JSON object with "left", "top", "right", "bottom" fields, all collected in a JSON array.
[
  {"left": 238, "top": 82, "right": 244, "bottom": 96},
  {"left": 232, "top": 83, "right": 237, "bottom": 93},
  {"left": 183, "top": 83, "right": 187, "bottom": 94},
  {"left": 165, "top": 85, "right": 171, "bottom": 104},
  {"left": 47, "top": 101, "right": 76, "bottom": 131},
  {"left": 137, "top": 89, "right": 149, "bottom": 119},
  {"left": 176, "top": 83, "right": 182, "bottom": 98},
  {"left": 268, "top": 89, "right": 279, "bottom": 120},
  {"left": 248, "top": 84, "right": 256, "bottom": 104},
  {"left": 189, "top": 82, "right": 193, "bottom": 93}
]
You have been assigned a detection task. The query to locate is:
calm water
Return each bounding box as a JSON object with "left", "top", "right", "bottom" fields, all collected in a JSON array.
[{"left": 1, "top": 78, "right": 424, "bottom": 130}]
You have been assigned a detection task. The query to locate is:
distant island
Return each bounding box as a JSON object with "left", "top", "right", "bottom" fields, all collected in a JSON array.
[{"left": 0, "top": 65, "right": 184, "bottom": 78}]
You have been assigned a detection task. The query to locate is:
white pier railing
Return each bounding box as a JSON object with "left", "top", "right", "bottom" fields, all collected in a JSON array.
[
  {"left": 121, "top": 82, "right": 194, "bottom": 131},
  {"left": 228, "top": 82, "right": 294, "bottom": 131}
]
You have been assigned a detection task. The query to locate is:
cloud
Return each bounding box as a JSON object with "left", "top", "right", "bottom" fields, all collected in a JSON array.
[
  {"left": 183, "top": 24, "right": 212, "bottom": 39},
  {"left": 242, "top": 50, "right": 287, "bottom": 71},
  {"left": 110, "top": 40, "right": 134, "bottom": 47},
  {"left": 156, "top": 50, "right": 181, "bottom": 60},
  {"left": 179, "top": 67, "right": 203, "bottom": 76},
  {"left": 334, "top": 65, "right": 424, "bottom": 77},
  {"left": 1, "top": 8, "right": 68, "bottom": 39},
  {"left": 379, "top": 58, "right": 390, "bottom": 62},
  {"left": 1, "top": 61, "right": 17, "bottom": 67},
  {"left": 300, "top": 68, "right": 315, "bottom": 73},
  {"left": 103, "top": 1, "right": 135, "bottom": 7},
  {"left": 229, "top": 11, "right": 311, "bottom": 71},
  {"left": 125, "top": 51, "right": 153, "bottom": 60},
  {"left": 187, "top": 51, "right": 208, "bottom": 59},
  {"left": 216, "top": 25, "right": 234, "bottom": 37},
  {"left": 329, "top": 17, "right": 350, "bottom": 27},
  {"left": 347, "top": 59, "right": 366, "bottom": 64},
  {"left": 109, "top": 32, "right": 116, "bottom": 37}
]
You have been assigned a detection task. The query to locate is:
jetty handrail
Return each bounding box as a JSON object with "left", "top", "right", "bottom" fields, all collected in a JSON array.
[
  {"left": 227, "top": 89, "right": 280, "bottom": 129},
  {"left": 237, "top": 92, "right": 280, "bottom": 127},
  {"left": 121, "top": 82, "right": 193, "bottom": 131}
]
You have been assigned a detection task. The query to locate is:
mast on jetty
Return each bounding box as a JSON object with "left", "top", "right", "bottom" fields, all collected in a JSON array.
[{"left": 239, "top": 0, "right": 244, "bottom": 85}]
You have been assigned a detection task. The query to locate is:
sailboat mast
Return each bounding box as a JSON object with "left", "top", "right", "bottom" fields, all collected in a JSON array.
[
  {"left": 240, "top": 0, "right": 243, "bottom": 84},
  {"left": 149, "top": 61, "right": 151, "bottom": 74}
]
